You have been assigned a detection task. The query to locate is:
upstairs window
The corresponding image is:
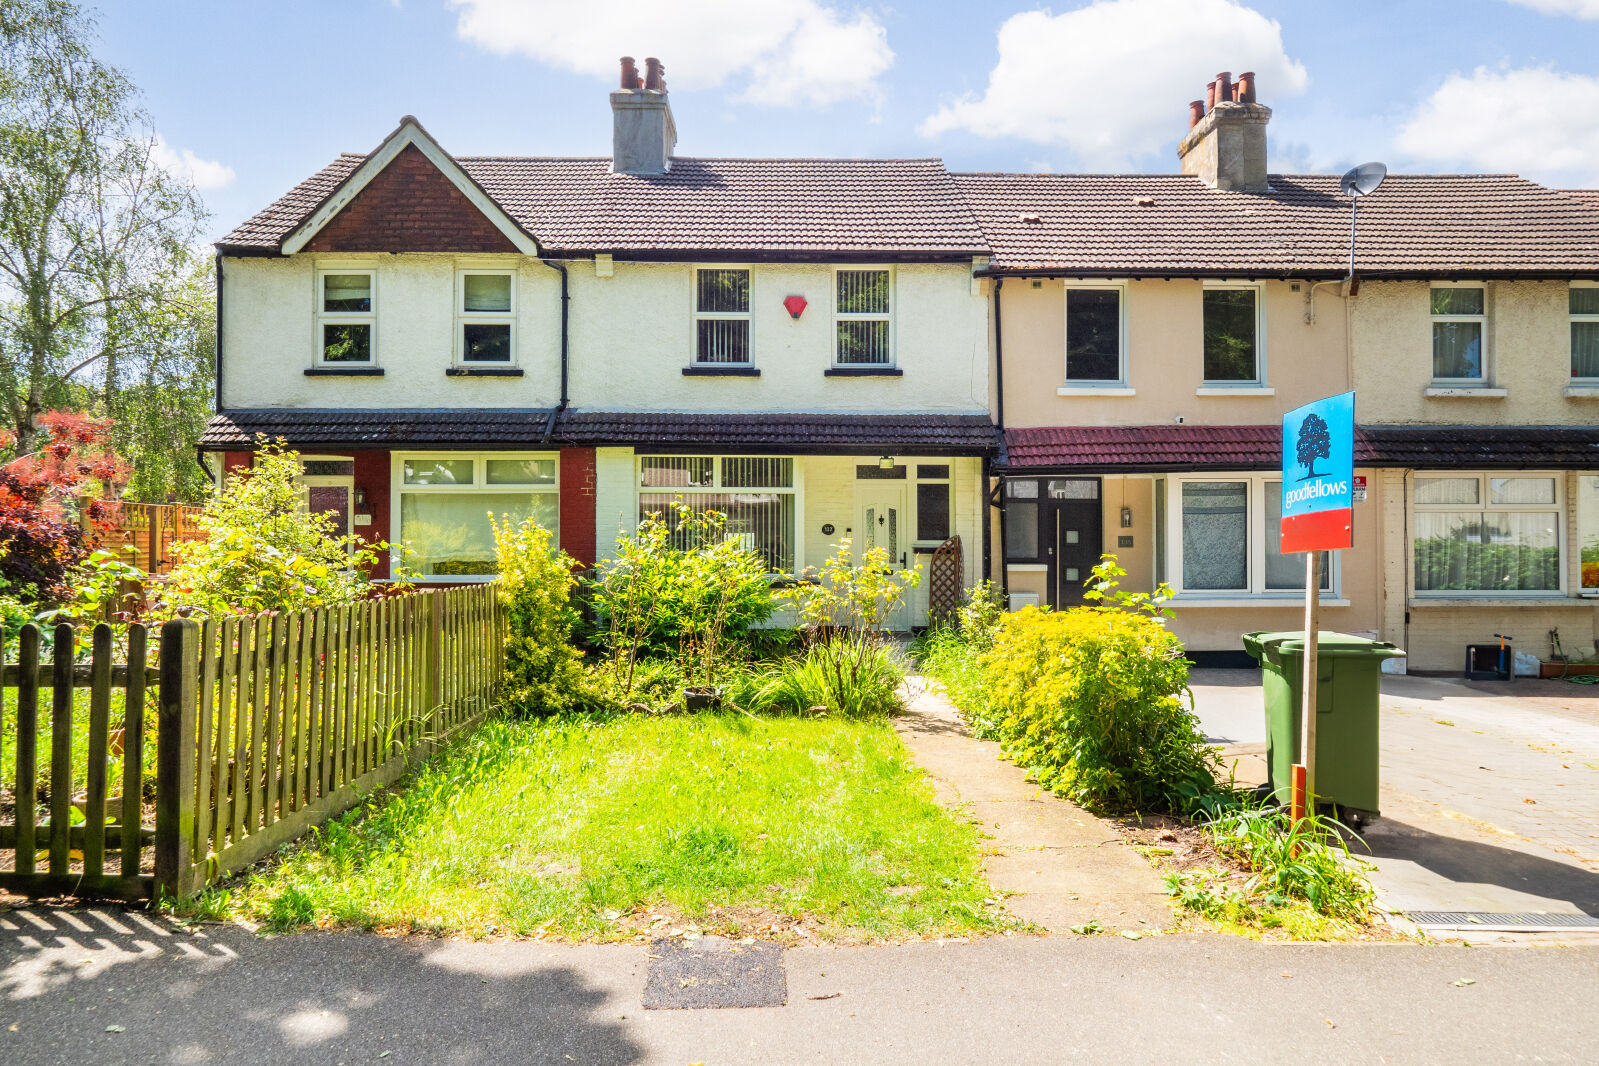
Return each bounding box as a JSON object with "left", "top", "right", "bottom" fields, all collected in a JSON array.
[
  {"left": 694, "top": 268, "right": 751, "bottom": 364},
  {"left": 835, "top": 268, "right": 892, "bottom": 365},
  {"left": 1065, "top": 287, "right": 1124, "bottom": 383},
  {"left": 1571, "top": 285, "right": 1599, "bottom": 380},
  {"left": 318, "top": 271, "right": 374, "bottom": 363},
  {"left": 1430, "top": 286, "right": 1485, "bottom": 382},
  {"left": 458, "top": 271, "right": 514, "bottom": 363},
  {"left": 1202, "top": 286, "right": 1261, "bottom": 383}
]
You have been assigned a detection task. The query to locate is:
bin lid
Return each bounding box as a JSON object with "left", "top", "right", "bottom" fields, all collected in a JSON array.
[{"left": 1242, "top": 630, "right": 1405, "bottom": 660}]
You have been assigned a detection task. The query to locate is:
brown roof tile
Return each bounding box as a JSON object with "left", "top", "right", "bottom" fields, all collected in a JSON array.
[
  {"left": 220, "top": 156, "right": 988, "bottom": 258},
  {"left": 956, "top": 173, "right": 1599, "bottom": 276}
]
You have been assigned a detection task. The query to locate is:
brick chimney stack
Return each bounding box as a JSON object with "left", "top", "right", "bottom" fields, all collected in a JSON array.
[
  {"left": 611, "top": 55, "right": 676, "bottom": 175},
  {"left": 1178, "top": 70, "right": 1271, "bottom": 192}
]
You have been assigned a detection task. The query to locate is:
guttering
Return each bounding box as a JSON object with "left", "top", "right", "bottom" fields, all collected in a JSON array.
[
  {"left": 213, "top": 252, "right": 224, "bottom": 414},
  {"left": 975, "top": 266, "right": 1599, "bottom": 282},
  {"left": 539, "top": 257, "right": 570, "bottom": 443}
]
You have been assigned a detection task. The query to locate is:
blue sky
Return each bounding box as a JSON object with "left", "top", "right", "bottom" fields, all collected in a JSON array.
[{"left": 94, "top": 0, "right": 1599, "bottom": 240}]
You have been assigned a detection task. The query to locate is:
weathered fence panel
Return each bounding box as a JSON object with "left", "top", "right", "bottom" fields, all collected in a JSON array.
[
  {"left": 0, "top": 583, "right": 505, "bottom": 900},
  {"left": 90, "top": 501, "right": 205, "bottom": 575}
]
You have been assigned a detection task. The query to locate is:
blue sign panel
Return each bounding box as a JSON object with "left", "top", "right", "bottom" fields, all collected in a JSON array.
[{"left": 1281, "top": 391, "right": 1355, "bottom": 553}]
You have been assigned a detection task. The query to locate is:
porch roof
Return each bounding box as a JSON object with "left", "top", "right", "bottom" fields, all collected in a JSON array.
[
  {"left": 1001, "top": 424, "right": 1599, "bottom": 472},
  {"left": 201, "top": 409, "right": 1001, "bottom": 456}
]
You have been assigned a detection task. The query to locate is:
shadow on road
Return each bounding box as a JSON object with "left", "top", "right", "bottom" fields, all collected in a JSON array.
[
  {"left": 1, "top": 907, "right": 644, "bottom": 1066},
  {"left": 1362, "top": 820, "right": 1599, "bottom": 915}
]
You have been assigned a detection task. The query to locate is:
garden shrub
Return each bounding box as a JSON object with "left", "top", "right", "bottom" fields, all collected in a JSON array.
[
  {"left": 726, "top": 643, "right": 902, "bottom": 719},
  {"left": 153, "top": 439, "right": 386, "bottom": 618},
  {"left": 491, "top": 514, "right": 591, "bottom": 715},
  {"left": 972, "top": 605, "right": 1216, "bottom": 814}
]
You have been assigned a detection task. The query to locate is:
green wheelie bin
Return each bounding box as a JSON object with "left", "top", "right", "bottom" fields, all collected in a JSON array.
[{"left": 1240, "top": 631, "right": 1406, "bottom": 825}]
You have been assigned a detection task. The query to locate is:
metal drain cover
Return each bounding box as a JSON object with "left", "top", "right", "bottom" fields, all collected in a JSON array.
[
  {"left": 642, "top": 935, "right": 787, "bottom": 1010},
  {"left": 1405, "top": 911, "right": 1599, "bottom": 932}
]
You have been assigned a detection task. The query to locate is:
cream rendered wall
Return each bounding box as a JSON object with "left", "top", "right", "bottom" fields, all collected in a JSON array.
[
  {"left": 1352, "top": 280, "right": 1593, "bottom": 425},
  {"left": 221, "top": 254, "right": 563, "bottom": 409},
  {"left": 566, "top": 262, "right": 990, "bottom": 414},
  {"left": 1000, "top": 278, "right": 1349, "bottom": 428}
]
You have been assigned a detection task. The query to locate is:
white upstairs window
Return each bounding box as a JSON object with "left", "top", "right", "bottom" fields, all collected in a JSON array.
[
  {"left": 835, "top": 268, "right": 893, "bottom": 366},
  {"left": 457, "top": 270, "right": 515, "bottom": 364},
  {"left": 317, "top": 270, "right": 375, "bottom": 364}
]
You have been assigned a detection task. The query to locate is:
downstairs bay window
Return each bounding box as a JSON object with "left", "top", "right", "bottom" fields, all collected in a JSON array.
[
  {"left": 639, "top": 455, "right": 796, "bottom": 573},
  {"left": 1413, "top": 474, "right": 1560, "bottom": 594},
  {"left": 1163, "top": 475, "right": 1333, "bottom": 597},
  {"left": 395, "top": 453, "right": 558, "bottom": 578}
]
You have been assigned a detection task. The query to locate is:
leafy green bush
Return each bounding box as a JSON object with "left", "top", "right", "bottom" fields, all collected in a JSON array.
[
  {"left": 153, "top": 439, "right": 386, "bottom": 618},
  {"left": 491, "top": 514, "right": 592, "bottom": 715}
]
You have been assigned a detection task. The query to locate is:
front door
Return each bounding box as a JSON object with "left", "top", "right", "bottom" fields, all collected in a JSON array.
[
  {"left": 855, "top": 476, "right": 911, "bottom": 629},
  {"left": 1049, "top": 478, "right": 1102, "bottom": 606}
]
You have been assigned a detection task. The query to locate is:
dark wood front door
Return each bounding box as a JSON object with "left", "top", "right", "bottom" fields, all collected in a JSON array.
[{"left": 1049, "top": 479, "right": 1102, "bottom": 607}]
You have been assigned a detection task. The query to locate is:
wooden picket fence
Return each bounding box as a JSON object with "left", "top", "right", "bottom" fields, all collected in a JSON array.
[{"left": 0, "top": 583, "right": 505, "bottom": 900}]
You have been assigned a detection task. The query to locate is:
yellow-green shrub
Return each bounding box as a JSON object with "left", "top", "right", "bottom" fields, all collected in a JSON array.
[
  {"left": 974, "top": 606, "right": 1216, "bottom": 813},
  {"left": 491, "top": 515, "right": 588, "bottom": 715}
]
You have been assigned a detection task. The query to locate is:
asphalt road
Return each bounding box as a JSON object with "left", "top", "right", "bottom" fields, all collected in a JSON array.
[{"left": 3, "top": 911, "right": 1597, "bottom": 1065}]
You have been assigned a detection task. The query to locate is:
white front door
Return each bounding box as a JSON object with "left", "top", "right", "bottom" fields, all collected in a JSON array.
[{"left": 854, "top": 477, "right": 911, "bottom": 629}]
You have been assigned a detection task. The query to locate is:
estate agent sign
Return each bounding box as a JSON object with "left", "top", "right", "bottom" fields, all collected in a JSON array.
[{"left": 1280, "top": 391, "right": 1355, "bottom": 553}]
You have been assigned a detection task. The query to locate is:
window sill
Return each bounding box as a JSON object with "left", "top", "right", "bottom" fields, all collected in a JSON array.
[
  {"left": 1424, "top": 386, "right": 1506, "bottom": 398},
  {"left": 1057, "top": 386, "right": 1134, "bottom": 397},
  {"left": 446, "top": 366, "right": 524, "bottom": 377},
  {"left": 1196, "top": 386, "right": 1274, "bottom": 396},
  {"left": 1564, "top": 384, "right": 1599, "bottom": 397},
  {"left": 1168, "top": 596, "right": 1349, "bottom": 609},
  {"left": 1005, "top": 563, "right": 1049, "bottom": 573},
  {"left": 826, "top": 366, "right": 902, "bottom": 377},
  {"left": 682, "top": 365, "right": 760, "bottom": 377},
  {"left": 1408, "top": 595, "right": 1578, "bottom": 608},
  {"left": 305, "top": 366, "right": 383, "bottom": 377}
]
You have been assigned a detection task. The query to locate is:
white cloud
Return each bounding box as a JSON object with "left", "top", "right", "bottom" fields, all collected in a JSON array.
[
  {"left": 1396, "top": 66, "right": 1599, "bottom": 185},
  {"left": 917, "top": 0, "right": 1308, "bottom": 169},
  {"left": 447, "top": 0, "right": 892, "bottom": 107},
  {"left": 152, "top": 138, "right": 235, "bottom": 190},
  {"left": 1503, "top": 0, "right": 1599, "bottom": 17}
]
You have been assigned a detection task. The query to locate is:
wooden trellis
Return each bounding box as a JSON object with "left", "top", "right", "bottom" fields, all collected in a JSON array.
[{"left": 928, "top": 535, "right": 963, "bottom": 624}]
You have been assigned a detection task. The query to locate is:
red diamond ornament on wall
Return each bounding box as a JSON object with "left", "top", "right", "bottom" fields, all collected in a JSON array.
[{"left": 783, "top": 294, "right": 807, "bottom": 319}]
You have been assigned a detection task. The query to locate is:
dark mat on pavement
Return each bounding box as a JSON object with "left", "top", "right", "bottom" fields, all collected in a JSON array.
[{"left": 641, "top": 935, "right": 786, "bottom": 1009}]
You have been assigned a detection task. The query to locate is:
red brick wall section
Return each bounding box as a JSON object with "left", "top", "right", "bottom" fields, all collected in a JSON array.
[
  {"left": 559, "top": 448, "right": 597, "bottom": 567},
  {"left": 303, "top": 144, "right": 519, "bottom": 254},
  {"left": 221, "top": 451, "right": 252, "bottom": 479},
  {"left": 352, "top": 451, "right": 392, "bottom": 579}
]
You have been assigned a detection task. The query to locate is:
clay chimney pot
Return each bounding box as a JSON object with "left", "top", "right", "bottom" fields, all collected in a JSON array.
[
  {"left": 1237, "top": 71, "right": 1256, "bottom": 104},
  {"left": 1215, "top": 71, "right": 1232, "bottom": 104},
  {"left": 620, "top": 56, "right": 637, "bottom": 89},
  {"left": 1205, "top": 80, "right": 1217, "bottom": 110},
  {"left": 1188, "top": 100, "right": 1205, "bottom": 129},
  {"left": 644, "top": 57, "right": 666, "bottom": 92}
]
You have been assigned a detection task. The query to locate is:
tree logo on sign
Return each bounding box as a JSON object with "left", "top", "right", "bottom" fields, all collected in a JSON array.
[{"left": 1297, "top": 412, "right": 1331, "bottom": 479}]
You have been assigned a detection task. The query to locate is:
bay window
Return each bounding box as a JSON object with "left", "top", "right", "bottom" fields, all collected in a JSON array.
[
  {"left": 318, "top": 270, "right": 374, "bottom": 364},
  {"left": 1165, "top": 475, "right": 1334, "bottom": 596},
  {"left": 639, "top": 455, "right": 796, "bottom": 572},
  {"left": 395, "top": 453, "right": 557, "bottom": 578},
  {"left": 1413, "top": 474, "right": 1560, "bottom": 594},
  {"left": 1430, "top": 286, "right": 1485, "bottom": 383}
]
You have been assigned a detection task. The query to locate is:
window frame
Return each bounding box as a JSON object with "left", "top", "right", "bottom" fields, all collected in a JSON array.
[
  {"left": 1411, "top": 470, "right": 1565, "bottom": 598},
  {"left": 1429, "top": 282, "right": 1488, "bottom": 385},
  {"left": 455, "top": 268, "right": 517, "bottom": 366},
  {"left": 912, "top": 463, "right": 953, "bottom": 546},
  {"left": 315, "top": 268, "right": 377, "bottom": 366},
  {"left": 1200, "top": 281, "right": 1266, "bottom": 387},
  {"left": 691, "top": 265, "right": 754, "bottom": 366},
  {"left": 390, "top": 451, "right": 560, "bottom": 583},
  {"left": 1062, "top": 281, "right": 1128, "bottom": 386},
  {"left": 1570, "top": 282, "right": 1599, "bottom": 383},
  {"left": 1003, "top": 479, "right": 1044, "bottom": 564},
  {"left": 832, "top": 265, "right": 895, "bottom": 368},
  {"left": 636, "top": 454, "right": 801, "bottom": 575},
  {"left": 1161, "top": 473, "right": 1338, "bottom": 598}
]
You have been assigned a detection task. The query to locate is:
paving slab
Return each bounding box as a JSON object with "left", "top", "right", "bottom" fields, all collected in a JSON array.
[
  {"left": 641, "top": 935, "right": 785, "bottom": 1010},
  {"left": 893, "top": 676, "right": 1173, "bottom": 933}
]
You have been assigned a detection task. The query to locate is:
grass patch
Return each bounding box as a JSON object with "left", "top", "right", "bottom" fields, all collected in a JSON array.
[{"left": 189, "top": 711, "right": 1011, "bottom": 943}]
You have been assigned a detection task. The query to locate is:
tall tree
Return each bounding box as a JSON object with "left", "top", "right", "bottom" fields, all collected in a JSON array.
[{"left": 0, "top": 0, "right": 205, "bottom": 457}]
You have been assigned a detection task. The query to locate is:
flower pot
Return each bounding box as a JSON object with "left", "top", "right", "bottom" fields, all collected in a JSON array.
[
  {"left": 683, "top": 686, "right": 723, "bottom": 712},
  {"left": 1539, "top": 660, "right": 1599, "bottom": 679}
]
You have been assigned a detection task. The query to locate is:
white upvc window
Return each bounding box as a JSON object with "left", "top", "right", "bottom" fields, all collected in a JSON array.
[
  {"left": 316, "top": 269, "right": 375, "bottom": 365},
  {"left": 1578, "top": 474, "right": 1599, "bottom": 593},
  {"left": 392, "top": 452, "right": 558, "bottom": 580},
  {"left": 1162, "top": 474, "right": 1335, "bottom": 597},
  {"left": 1412, "top": 473, "right": 1562, "bottom": 595},
  {"left": 1571, "top": 284, "right": 1599, "bottom": 382},
  {"left": 637, "top": 455, "right": 796, "bottom": 573},
  {"left": 1430, "top": 284, "right": 1487, "bottom": 384},
  {"left": 1201, "top": 282, "right": 1265, "bottom": 385},
  {"left": 834, "top": 267, "right": 894, "bottom": 366},
  {"left": 1064, "top": 283, "right": 1127, "bottom": 385},
  {"left": 693, "top": 267, "right": 752, "bottom": 365},
  {"left": 456, "top": 269, "right": 515, "bottom": 364}
]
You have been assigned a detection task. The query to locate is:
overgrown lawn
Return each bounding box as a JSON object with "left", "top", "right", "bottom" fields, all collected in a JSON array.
[{"left": 194, "top": 711, "right": 1010, "bottom": 942}]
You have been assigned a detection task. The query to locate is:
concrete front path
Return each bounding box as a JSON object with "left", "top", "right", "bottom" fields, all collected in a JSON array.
[{"left": 893, "top": 676, "right": 1173, "bottom": 934}]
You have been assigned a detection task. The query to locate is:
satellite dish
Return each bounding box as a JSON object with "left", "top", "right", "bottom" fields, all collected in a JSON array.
[{"left": 1340, "top": 161, "right": 1387, "bottom": 198}]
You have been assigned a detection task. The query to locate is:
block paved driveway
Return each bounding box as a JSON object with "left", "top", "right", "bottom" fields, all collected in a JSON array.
[{"left": 1192, "top": 669, "right": 1599, "bottom": 924}]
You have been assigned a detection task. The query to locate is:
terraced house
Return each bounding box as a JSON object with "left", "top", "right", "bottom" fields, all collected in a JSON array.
[
  {"left": 970, "top": 73, "right": 1599, "bottom": 671},
  {"left": 203, "top": 59, "right": 995, "bottom": 625}
]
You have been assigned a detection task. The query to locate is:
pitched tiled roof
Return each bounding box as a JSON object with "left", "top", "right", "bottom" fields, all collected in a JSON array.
[
  {"left": 219, "top": 156, "right": 988, "bottom": 258},
  {"left": 955, "top": 173, "right": 1599, "bottom": 276},
  {"left": 203, "top": 409, "right": 999, "bottom": 454},
  {"left": 1561, "top": 189, "right": 1599, "bottom": 210},
  {"left": 1002, "top": 424, "right": 1599, "bottom": 470}
]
